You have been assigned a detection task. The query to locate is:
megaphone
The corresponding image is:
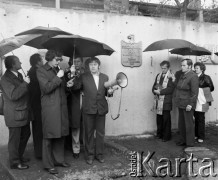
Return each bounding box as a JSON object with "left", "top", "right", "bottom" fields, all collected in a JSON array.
[
  {"left": 104, "top": 72, "right": 128, "bottom": 89},
  {"left": 105, "top": 72, "right": 128, "bottom": 121}
]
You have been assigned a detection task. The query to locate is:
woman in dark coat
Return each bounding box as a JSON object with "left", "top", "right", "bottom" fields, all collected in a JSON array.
[
  {"left": 28, "top": 53, "right": 43, "bottom": 159},
  {"left": 194, "top": 62, "right": 214, "bottom": 143},
  {"left": 36, "top": 50, "right": 71, "bottom": 174}
]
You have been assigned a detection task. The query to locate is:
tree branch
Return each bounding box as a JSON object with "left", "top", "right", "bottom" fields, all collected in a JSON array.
[{"left": 174, "top": 0, "right": 182, "bottom": 7}]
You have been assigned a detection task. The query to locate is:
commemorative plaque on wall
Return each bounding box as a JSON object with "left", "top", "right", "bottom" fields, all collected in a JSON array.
[{"left": 121, "top": 40, "right": 142, "bottom": 67}]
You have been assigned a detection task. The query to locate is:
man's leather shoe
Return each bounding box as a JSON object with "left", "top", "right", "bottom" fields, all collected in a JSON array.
[
  {"left": 96, "top": 157, "right": 105, "bottom": 163},
  {"left": 20, "top": 157, "right": 30, "bottom": 163},
  {"left": 176, "top": 142, "right": 186, "bottom": 146},
  {"left": 55, "top": 162, "right": 70, "bottom": 167},
  {"left": 10, "top": 163, "right": 29, "bottom": 170},
  {"left": 73, "top": 153, "right": 79, "bottom": 159},
  {"left": 86, "top": 159, "right": 93, "bottom": 165},
  {"left": 45, "top": 168, "right": 58, "bottom": 174}
]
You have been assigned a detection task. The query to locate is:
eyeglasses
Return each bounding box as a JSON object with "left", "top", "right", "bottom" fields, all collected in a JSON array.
[{"left": 55, "top": 57, "right": 63, "bottom": 62}]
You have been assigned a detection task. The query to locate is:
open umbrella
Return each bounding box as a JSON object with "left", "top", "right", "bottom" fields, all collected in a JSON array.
[
  {"left": 143, "top": 39, "right": 195, "bottom": 52},
  {"left": 15, "top": 26, "right": 72, "bottom": 49},
  {"left": 42, "top": 35, "right": 114, "bottom": 57},
  {"left": 170, "top": 46, "right": 211, "bottom": 56},
  {"left": 0, "top": 34, "right": 41, "bottom": 57}
]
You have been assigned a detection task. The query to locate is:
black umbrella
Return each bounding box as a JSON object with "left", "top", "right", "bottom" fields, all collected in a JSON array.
[
  {"left": 170, "top": 46, "right": 211, "bottom": 56},
  {"left": 15, "top": 26, "right": 72, "bottom": 49},
  {"left": 143, "top": 39, "right": 195, "bottom": 52},
  {"left": 42, "top": 35, "right": 114, "bottom": 57}
]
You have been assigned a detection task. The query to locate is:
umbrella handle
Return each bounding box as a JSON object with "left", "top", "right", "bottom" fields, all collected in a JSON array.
[{"left": 72, "top": 43, "right": 76, "bottom": 65}]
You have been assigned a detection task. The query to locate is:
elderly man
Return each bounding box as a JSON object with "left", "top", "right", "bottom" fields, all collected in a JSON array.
[
  {"left": 0, "top": 55, "right": 31, "bottom": 170},
  {"left": 152, "top": 60, "right": 175, "bottom": 142},
  {"left": 175, "top": 58, "right": 199, "bottom": 147}
]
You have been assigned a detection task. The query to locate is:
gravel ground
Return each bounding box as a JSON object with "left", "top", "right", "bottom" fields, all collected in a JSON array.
[{"left": 109, "top": 122, "right": 218, "bottom": 180}]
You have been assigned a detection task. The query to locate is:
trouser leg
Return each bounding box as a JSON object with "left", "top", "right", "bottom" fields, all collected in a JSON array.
[
  {"left": 156, "top": 114, "right": 163, "bottom": 138},
  {"left": 52, "top": 137, "right": 65, "bottom": 164},
  {"left": 162, "top": 110, "right": 171, "bottom": 140},
  {"left": 8, "top": 127, "right": 21, "bottom": 166},
  {"left": 72, "top": 128, "right": 80, "bottom": 154},
  {"left": 83, "top": 113, "right": 95, "bottom": 160},
  {"left": 196, "top": 112, "right": 205, "bottom": 139},
  {"left": 32, "top": 112, "right": 43, "bottom": 158},
  {"left": 194, "top": 111, "right": 198, "bottom": 138},
  {"left": 65, "top": 128, "right": 72, "bottom": 150},
  {"left": 43, "top": 137, "right": 65, "bottom": 169},
  {"left": 184, "top": 110, "right": 195, "bottom": 146},
  {"left": 18, "top": 124, "right": 31, "bottom": 159},
  {"left": 95, "top": 114, "right": 105, "bottom": 158},
  {"left": 178, "top": 108, "right": 186, "bottom": 144},
  {"left": 43, "top": 138, "right": 54, "bottom": 169}
]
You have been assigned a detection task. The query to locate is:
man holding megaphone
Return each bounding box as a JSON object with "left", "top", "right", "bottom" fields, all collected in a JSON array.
[{"left": 67, "top": 57, "right": 114, "bottom": 165}]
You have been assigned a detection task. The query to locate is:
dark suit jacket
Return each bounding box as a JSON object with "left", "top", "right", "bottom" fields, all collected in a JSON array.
[
  {"left": 75, "top": 72, "right": 109, "bottom": 115},
  {"left": 175, "top": 70, "right": 199, "bottom": 109},
  {"left": 28, "top": 66, "right": 41, "bottom": 118},
  {"left": 0, "top": 70, "right": 29, "bottom": 127}
]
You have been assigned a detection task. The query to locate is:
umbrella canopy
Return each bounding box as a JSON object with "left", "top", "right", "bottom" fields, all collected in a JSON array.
[
  {"left": 42, "top": 35, "right": 114, "bottom": 57},
  {"left": 143, "top": 39, "right": 195, "bottom": 52},
  {"left": 15, "top": 26, "right": 72, "bottom": 49},
  {"left": 0, "top": 34, "right": 41, "bottom": 57},
  {"left": 170, "top": 46, "right": 211, "bottom": 56}
]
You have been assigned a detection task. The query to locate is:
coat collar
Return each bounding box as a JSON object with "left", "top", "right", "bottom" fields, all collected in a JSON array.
[
  {"left": 87, "top": 72, "right": 103, "bottom": 91},
  {"left": 5, "top": 70, "right": 21, "bottom": 80},
  {"left": 44, "top": 62, "right": 53, "bottom": 71},
  {"left": 182, "top": 70, "right": 194, "bottom": 79}
]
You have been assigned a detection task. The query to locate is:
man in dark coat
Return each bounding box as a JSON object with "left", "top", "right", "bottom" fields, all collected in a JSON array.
[
  {"left": 27, "top": 53, "right": 43, "bottom": 159},
  {"left": 0, "top": 55, "right": 31, "bottom": 170},
  {"left": 68, "top": 57, "right": 113, "bottom": 165},
  {"left": 66, "top": 57, "right": 85, "bottom": 159},
  {"left": 175, "top": 58, "right": 199, "bottom": 147},
  {"left": 152, "top": 61, "right": 175, "bottom": 142},
  {"left": 37, "top": 50, "right": 72, "bottom": 174}
]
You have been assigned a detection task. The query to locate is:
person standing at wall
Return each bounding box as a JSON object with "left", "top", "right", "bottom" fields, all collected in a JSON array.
[
  {"left": 27, "top": 53, "right": 43, "bottom": 159},
  {"left": 66, "top": 57, "right": 85, "bottom": 159},
  {"left": 0, "top": 56, "right": 31, "bottom": 170},
  {"left": 175, "top": 59, "right": 199, "bottom": 147},
  {"left": 194, "top": 62, "right": 214, "bottom": 143},
  {"left": 152, "top": 61, "right": 175, "bottom": 142},
  {"left": 37, "top": 50, "right": 72, "bottom": 174},
  {"left": 67, "top": 57, "right": 114, "bottom": 165}
]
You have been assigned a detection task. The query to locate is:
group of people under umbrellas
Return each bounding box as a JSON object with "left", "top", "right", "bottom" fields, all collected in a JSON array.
[
  {"left": 0, "top": 28, "right": 216, "bottom": 175},
  {"left": 0, "top": 27, "right": 115, "bottom": 174},
  {"left": 150, "top": 39, "right": 214, "bottom": 148}
]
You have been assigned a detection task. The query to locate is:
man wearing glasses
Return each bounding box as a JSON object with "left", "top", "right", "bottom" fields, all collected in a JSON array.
[{"left": 37, "top": 50, "right": 73, "bottom": 174}]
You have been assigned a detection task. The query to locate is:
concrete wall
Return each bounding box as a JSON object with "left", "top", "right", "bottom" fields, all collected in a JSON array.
[{"left": 1, "top": 3, "right": 218, "bottom": 136}]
